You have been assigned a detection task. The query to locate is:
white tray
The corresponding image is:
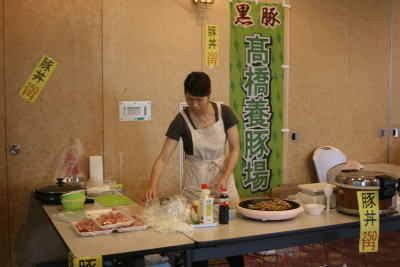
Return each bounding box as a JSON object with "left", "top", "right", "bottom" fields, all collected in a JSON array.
[
  {"left": 193, "top": 221, "right": 218, "bottom": 228},
  {"left": 71, "top": 219, "right": 113, "bottom": 237},
  {"left": 115, "top": 224, "right": 149, "bottom": 232},
  {"left": 87, "top": 209, "right": 134, "bottom": 230},
  {"left": 115, "top": 214, "right": 149, "bottom": 232}
]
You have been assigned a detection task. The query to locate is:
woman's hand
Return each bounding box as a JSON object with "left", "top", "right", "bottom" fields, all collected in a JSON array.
[
  {"left": 215, "top": 178, "right": 228, "bottom": 198},
  {"left": 142, "top": 187, "right": 157, "bottom": 202},
  {"left": 141, "top": 137, "right": 179, "bottom": 202},
  {"left": 214, "top": 124, "right": 240, "bottom": 199}
]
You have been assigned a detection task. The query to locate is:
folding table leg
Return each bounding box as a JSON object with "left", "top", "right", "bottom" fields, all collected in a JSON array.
[
  {"left": 183, "top": 249, "right": 192, "bottom": 267},
  {"left": 311, "top": 244, "right": 315, "bottom": 267},
  {"left": 363, "top": 253, "right": 368, "bottom": 267},
  {"left": 311, "top": 243, "right": 329, "bottom": 267}
]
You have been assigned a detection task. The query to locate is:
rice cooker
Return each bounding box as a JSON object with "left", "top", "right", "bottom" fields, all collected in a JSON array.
[{"left": 335, "top": 170, "right": 398, "bottom": 216}]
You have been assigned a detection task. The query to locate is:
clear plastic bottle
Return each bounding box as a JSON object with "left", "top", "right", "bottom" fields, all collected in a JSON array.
[
  {"left": 200, "top": 189, "right": 213, "bottom": 224},
  {"left": 219, "top": 189, "right": 229, "bottom": 224},
  {"left": 197, "top": 184, "right": 208, "bottom": 222}
]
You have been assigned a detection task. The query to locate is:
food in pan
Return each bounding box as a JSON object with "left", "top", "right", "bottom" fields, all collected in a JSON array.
[
  {"left": 248, "top": 199, "right": 292, "bottom": 211},
  {"left": 237, "top": 199, "right": 303, "bottom": 221}
]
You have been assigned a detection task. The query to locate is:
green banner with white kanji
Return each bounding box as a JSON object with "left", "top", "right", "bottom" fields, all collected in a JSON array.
[{"left": 230, "top": 1, "right": 285, "bottom": 198}]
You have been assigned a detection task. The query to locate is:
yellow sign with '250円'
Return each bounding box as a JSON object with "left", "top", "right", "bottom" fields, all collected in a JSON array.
[
  {"left": 206, "top": 25, "right": 219, "bottom": 68},
  {"left": 357, "top": 191, "right": 380, "bottom": 253},
  {"left": 19, "top": 55, "right": 58, "bottom": 103}
]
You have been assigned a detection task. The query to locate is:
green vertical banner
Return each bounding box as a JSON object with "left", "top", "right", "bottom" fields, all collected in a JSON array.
[{"left": 230, "top": 1, "right": 285, "bottom": 198}]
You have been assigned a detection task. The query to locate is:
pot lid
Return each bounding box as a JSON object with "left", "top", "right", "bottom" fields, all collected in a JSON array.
[
  {"left": 35, "top": 180, "right": 84, "bottom": 196},
  {"left": 336, "top": 170, "right": 398, "bottom": 187}
]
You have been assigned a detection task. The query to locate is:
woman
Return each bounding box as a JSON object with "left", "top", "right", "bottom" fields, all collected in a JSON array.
[
  {"left": 143, "top": 72, "right": 244, "bottom": 267},
  {"left": 143, "top": 72, "right": 241, "bottom": 206}
]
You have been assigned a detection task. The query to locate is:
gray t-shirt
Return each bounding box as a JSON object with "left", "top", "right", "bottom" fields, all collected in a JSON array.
[{"left": 166, "top": 102, "right": 239, "bottom": 155}]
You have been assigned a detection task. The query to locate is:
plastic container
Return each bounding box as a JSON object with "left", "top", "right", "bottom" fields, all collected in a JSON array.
[
  {"left": 197, "top": 184, "right": 208, "bottom": 222},
  {"left": 219, "top": 189, "right": 229, "bottom": 224},
  {"left": 297, "top": 192, "right": 336, "bottom": 208},
  {"left": 200, "top": 189, "right": 213, "bottom": 224}
]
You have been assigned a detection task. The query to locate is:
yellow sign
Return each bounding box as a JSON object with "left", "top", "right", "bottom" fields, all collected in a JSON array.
[
  {"left": 357, "top": 191, "right": 379, "bottom": 253},
  {"left": 206, "top": 25, "right": 219, "bottom": 68},
  {"left": 19, "top": 55, "right": 58, "bottom": 103},
  {"left": 69, "top": 251, "right": 103, "bottom": 267}
]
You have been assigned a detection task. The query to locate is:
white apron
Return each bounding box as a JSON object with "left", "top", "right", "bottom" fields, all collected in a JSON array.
[{"left": 181, "top": 103, "right": 240, "bottom": 208}]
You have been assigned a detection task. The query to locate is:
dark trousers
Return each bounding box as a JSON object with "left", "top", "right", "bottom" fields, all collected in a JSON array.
[{"left": 192, "top": 255, "right": 244, "bottom": 267}]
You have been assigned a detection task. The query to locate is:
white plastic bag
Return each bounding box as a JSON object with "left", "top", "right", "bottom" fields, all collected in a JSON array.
[
  {"left": 51, "top": 210, "right": 87, "bottom": 223},
  {"left": 53, "top": 138, "right": 85, "bottom": 183},
  {"left": 142, "top": 195, "right": 194, "bottom": 233}
]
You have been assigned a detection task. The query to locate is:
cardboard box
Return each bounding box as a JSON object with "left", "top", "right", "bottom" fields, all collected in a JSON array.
[{"left": 270, "top": 185, "right": 301, "bottom": 199}]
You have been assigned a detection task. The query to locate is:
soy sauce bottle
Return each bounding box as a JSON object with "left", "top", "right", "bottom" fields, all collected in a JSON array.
[{"left": 219, "top": 189, "right": 229, "bottom": 224}]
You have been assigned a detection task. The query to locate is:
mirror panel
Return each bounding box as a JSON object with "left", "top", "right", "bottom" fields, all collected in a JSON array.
[
  {"left": 390, "top": 0, "right": 400, "bottom": 164},
  {"left": 288, "top": 0, "right": 390, "bottom": 184}
]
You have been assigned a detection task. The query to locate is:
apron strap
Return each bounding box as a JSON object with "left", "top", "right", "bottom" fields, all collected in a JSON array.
[
  {"left": 186, "top": 154, "right": 226, "bottom": 172},
  {"left": 180, "top": 102, "right": 221, "bottom": 130},
  {"left": 209, "top": 159, "right": 225, "bottom": 172},
  {"left": 216, "top": 103, "right": 222, "bottom": 121},
  {"left": 180, "top": 110, "right": 195, "bottom": 131}
]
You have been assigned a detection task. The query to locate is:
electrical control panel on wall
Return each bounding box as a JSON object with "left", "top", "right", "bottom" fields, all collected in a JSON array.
[{"left": 119, "top": 101, "right": 151, "bottom": 121}]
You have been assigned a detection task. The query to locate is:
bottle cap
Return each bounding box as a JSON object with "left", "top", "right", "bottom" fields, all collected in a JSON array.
[
  {"left": 221, "top": 189, "right": 227, "bottom": 193},
  {"left": 201, "top": 184, "right": 208, "bottom": 189}
]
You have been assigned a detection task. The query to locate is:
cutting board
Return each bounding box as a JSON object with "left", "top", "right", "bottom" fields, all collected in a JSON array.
[{"left": 94, "top": 194, "right": 133, "bottom": 207}]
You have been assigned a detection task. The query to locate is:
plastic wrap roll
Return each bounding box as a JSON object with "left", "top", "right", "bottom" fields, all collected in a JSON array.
[{"left": 89, "top": 156, "right": 104, "bottom": 185}]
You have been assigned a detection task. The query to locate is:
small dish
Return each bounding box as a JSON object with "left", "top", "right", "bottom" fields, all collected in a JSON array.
[{"left": 305, "top": 204, "right": 325, "bottom": 215}]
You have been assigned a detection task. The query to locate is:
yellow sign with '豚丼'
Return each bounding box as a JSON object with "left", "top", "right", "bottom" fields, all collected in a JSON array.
[
  {"left": 206, "top": 25, "right": 219, "bottom": 68},
  {"left": 69, "top": 251, "right": 103, "bottom": 267},
  {"left": 357, "top": 191, "right": 380, "bottom": 253},
  {"left": 19, "top": 55, "right": 58, "bottom": 103}
]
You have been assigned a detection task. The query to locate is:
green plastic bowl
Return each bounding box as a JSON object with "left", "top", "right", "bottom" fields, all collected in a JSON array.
[
  {"left": 61, "top": 190, "right": 86, "bottom": 200},
  {"left": 60, "top": 197, "right": 86, "bottom": 202},
  {"left": 61, "top": 199, "right": 85, "bottom": 211}
]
